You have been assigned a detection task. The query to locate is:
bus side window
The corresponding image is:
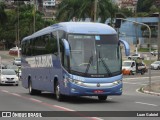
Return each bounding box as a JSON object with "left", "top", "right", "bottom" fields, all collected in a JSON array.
[
  {"left": 50, "top": 32, "right": 58, "bottom": 55},
  {"left": 44, "top": 34, "right": 51, "bottom": 54},
  {"left": 26, "top": 40, "right": 31, "bottom": 56},
  {"left": 22, "top": 41, "right": 26, "bottom": 56},
  {"left": 60, "top": 40, "right": 68, "bottom": 70}
]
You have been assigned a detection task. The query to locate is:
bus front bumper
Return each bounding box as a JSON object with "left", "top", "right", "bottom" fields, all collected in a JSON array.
[{"left": 69, "top": 83, "right": 122, "bottom": 96}]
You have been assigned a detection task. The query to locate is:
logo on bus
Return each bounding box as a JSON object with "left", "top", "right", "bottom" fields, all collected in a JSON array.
[
  {"left": 97, "top": 83, "right": 100, "bottom": 87},
  {"left": 26, "top": 55, "right": 53, "bottom": 68}
]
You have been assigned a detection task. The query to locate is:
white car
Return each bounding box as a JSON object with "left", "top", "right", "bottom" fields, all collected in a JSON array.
[
  {"left": 151, "top": 50, "right": 158, "bottom": 56},
  {"left": 128, "top": 53, "right": 144, "bottom": 60},
  {"left": 13, "top": 57, "right": 21, "bottom": 66},
  {"left": 151, "top": 61, "right": 160, "bottom": 70},
  {"left": 0, "top": 69, "right": 19, "bottom": 86},
  {"left": 122, "top": 60, "right": 136, "bottom": 75}
]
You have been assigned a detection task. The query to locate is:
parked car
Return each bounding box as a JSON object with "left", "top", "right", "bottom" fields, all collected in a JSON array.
[
  {"left": 151, "top": 61, "right": 160, "bottom": 70},
  {"left": 0, "top": 69, "right": 19, "bottom": 86},
  {"left": 150, "top": 50, "right": 158, "bottom": 56},
  {"left": 128, "top": 53, "right": 144, "bottom": 60},
  {"left": 13, "top": 57, "right": 21, "bottom": 66},
  {"left": 9, "top": 47, "right": 21, "bottom": 56}
]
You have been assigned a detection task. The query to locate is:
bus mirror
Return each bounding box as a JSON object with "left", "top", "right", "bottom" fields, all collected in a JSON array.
[
  {"left": 119, "top": 39, "right": 130, "bottom": 56},
  {"left": 62, "top": 39, "right": 70, "bottom": 56}
]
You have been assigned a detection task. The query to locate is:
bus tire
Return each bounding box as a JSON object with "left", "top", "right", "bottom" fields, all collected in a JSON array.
[
  {"left": 29, "top": 80, "right": 41, "bottom": 95},
  {"left": 98, "top": 95, "right": 107, "bottom": 101},
  {"left": 55, "top": 81, "right": 63, "bottom": 101}
]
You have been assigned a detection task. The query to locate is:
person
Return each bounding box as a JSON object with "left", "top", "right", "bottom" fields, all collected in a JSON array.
[{"left": 136, "top": 60, "right": 145, "bottom": 75}]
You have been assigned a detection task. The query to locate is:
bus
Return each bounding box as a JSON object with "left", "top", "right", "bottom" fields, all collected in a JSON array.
[{"left": 21, "top": 22, "right": 130, "bottom": 101}]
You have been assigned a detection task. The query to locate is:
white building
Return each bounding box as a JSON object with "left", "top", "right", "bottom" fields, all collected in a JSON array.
[{"left": 43, "top": 0, "right": 56, "bottom": 7}]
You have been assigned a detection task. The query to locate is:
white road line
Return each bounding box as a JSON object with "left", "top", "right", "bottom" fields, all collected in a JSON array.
[
  {"left": 135, "top": 102, "right": 158, "bottom": 107},
  {"left": 1, "top": 90, "right": 9, "bottom": 93},
  {"left": 123, "top": 82, "right": 147, "bottom": 85},
  {"left": 11, "top": 93, "right": 21, "bottom": 97},
  {"left": 91, "top": 117, "right": 104, "bottom": 120},
  {"left": 108, "top": 97, "right": 112, "bottom": 100},
  {"left": 29, "top": 98, "right": 42, "bottom": 103},
  {"left": 124, "top": 76, "right": 160, "bottom": 80},
  {"left": 53, "top": 105, "right": 75, "bottom": 111}
]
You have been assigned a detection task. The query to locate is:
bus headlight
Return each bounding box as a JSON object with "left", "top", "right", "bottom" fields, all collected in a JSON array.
[
  {"left": 113, "top": 80, "right": 122, "bottom": 85},
  {"left": 69, "top": 79, "right": 83, "bottom": 86}
]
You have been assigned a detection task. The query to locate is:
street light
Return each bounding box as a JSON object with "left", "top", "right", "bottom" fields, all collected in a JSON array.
[
  {"left": 33, "top": 0, "right": 36, "bottom": 33},
  {"left": 17, "top": 1, "right": 20, "bottom": 58},
  {"left": 116, "top": 18, "right": 152, "bottom": 90},
  {"left": 94, "top": 0, "right": 98, "bottom": 22}
]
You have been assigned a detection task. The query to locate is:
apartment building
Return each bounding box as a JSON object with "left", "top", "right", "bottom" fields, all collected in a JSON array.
[{"left": 118, "top": 0, "right": 138, "bottom": 12}]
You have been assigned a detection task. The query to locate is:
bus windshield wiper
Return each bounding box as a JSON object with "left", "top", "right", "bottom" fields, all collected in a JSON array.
[
  {"left": 98, "top": 53, "right": 112, "bottom": 77},
  {"left": 85, "top": 55, "right": 93, "bottom": 75}
]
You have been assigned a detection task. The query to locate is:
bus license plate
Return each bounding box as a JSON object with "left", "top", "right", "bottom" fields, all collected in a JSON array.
[{"left": 94, "top": 90, "right": 104, "bottom": 93}]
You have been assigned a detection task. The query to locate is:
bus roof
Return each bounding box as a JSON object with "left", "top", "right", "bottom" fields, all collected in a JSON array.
[{"left": 22, "top": 22, "right": 117, "bottom": 41}]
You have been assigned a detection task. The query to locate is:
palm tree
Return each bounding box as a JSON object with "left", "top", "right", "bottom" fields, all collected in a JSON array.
[
  {"left": 56, "top": 0, "right": 80, "bottom": 22},
  {"left": 56, "top": 0, "right": 116, "bottom": 23},
  {"left": 0, "top": 2, "right": 7, "bottom": 25}
]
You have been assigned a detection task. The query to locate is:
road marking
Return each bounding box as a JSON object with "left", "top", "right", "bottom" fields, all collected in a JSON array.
[
  {"left": 29, "top": 98, "right": 42, "bottom": 103},
  {"left": 123, "top": 82, "right": 147, "bottom": 85},
  {"left": 1, "top": 90, "right": 9, "bottom": 93},
  {"left": 135, "top": 102, "right": 158, "bottom": 107},
  {"left": 53, "top": 105, "right": 75, "bottom": 111},
  {"left": 11, "top": 93, "right": 21, "bottom": 97},
  {"left": 108, "top": 97, "right": 112, "bottom": 100},
  {"left": 53, "top": 105, "right": 103, "bottom": 120},
  {"left": 91, "top": 117, "right": 104, "bottom": 120},
  {"left": 124, "top": 76, "right": 160, "bottom": 80},
  {"left": 0, "top": 90, "right": 104, "bottom": 120}
]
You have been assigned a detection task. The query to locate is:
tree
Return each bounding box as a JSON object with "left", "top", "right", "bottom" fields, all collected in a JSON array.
[
  {"left": 0, "top": 2, "right": 7, "bottom": 25},
  {"left": 137, "top": 0, "right": 154, "bottom": 13},
  {"left": 56, "top": 0, "right": 116, "bottom": 23},
  {"left": 118, "top": 8, "right": 133, "bottom": 17},
  {"left": 0, "top": 3, "right": 56, "bottom": 49}
]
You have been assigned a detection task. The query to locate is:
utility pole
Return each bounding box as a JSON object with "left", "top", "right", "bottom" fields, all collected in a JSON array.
[
  {"left": 158, "top": 13, "right": 160, "bottom": 60},
  {"left": 134, "top": 2, "right": 138, "bottom": 54},
  {"left": 33, "top": 0, "right": 36, "bottom": 33},
  {"left": 94, "top": 0, "right": 98, "bottom": 22},
  {"left": 17, "top": 1, "right": 20, "bottom": 58}
]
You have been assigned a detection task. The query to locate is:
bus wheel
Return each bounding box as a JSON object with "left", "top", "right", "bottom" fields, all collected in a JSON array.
[
  {"left": 29, "top": 81, "right": 41, "bottom": 95},
  {"left": 98, "top": 95, "right": 107, "bottom": 101},
  {"left": 55, "top": 82, "right": 63, "bottom": 101}
]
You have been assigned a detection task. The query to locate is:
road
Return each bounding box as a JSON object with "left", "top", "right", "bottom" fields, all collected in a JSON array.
[{"left": 0, "top": 51, "right": 160, "bottom": 120}]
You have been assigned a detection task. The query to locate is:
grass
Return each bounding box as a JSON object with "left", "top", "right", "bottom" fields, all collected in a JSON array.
[
  {"left": 138, "top": 48, "right": 155, "bottom": 52},
  {"left": 143, "top": 60, "right": 155, "bottom": 66}
]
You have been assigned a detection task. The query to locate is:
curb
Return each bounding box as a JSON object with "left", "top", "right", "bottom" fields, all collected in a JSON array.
[{"left": 141, "top": 87, "right": 160, "bottom": 96}]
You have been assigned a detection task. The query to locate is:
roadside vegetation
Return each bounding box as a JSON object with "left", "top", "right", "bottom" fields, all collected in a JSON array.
[{"left": 0, "top": 0, "right": 159, "bottom": 49}]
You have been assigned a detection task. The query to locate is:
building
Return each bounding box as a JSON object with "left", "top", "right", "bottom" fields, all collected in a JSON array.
[
  {"left": 106, "top": 16, "right": 159, "bottom": 49},
  {"left": 118, "top": 0, "right": 138, "bottom": 12},
  {"left": 2, "top": 0, "right": 63, "bottom": 19}
]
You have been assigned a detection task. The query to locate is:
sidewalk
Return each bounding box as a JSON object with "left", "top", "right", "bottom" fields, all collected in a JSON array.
[
  {"left": 0, "top": 51, "right": 14, "bottom": 59},
  {"left": 141, "top": 82, "right": 160, "bottom": 96}
]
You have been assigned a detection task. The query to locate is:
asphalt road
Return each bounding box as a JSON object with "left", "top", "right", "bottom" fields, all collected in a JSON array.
[
  {"left": 0, "top": 51, "right": 160, "bottom": 120},
  {"left": 0, "top": 75, "right": 160, "bottom": 120}
]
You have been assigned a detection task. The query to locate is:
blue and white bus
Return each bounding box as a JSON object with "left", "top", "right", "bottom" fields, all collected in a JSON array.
[{"left": 21, "top": 22, "right": 130, "bottom": 101}]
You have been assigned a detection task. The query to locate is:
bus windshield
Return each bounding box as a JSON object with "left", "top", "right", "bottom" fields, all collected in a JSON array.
[{"left": 68, "top": 34, "right": 121, "bottom": 77}]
